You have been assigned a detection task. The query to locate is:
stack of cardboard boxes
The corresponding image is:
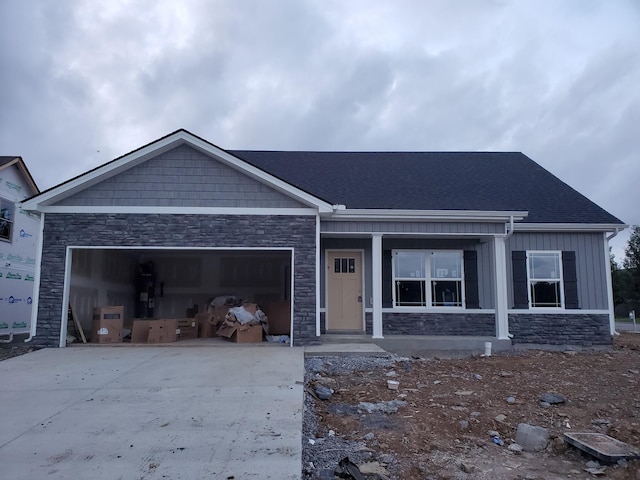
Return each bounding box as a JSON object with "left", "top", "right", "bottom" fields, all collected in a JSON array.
[{"left": 89, "top": 300, "right": 290, "bottom": 345}]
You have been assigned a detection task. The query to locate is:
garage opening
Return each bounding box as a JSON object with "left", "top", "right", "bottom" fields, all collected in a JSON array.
[{"left": 65, "top": 248, "right": 293, "bottom": 346}]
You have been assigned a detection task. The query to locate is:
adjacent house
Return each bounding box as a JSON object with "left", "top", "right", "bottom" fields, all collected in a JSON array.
[
  {"left": 20, "top": 130, "right": 625, "bottom": 348},
  {"left": 0, "top": 157, "right": 40, "bottom": 341}
]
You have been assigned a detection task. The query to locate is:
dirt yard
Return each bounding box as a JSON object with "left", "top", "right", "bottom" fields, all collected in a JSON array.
[{"left": 304, "top": 333, "right": 640, "bottom": 479}]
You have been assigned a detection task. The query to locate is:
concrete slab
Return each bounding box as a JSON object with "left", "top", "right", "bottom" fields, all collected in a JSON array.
[
  {"left": 374, "top": 335, "right": 512, "bottom": 358},
  {"left": 0, "top": 345, "right": 304, "bottom": 480},
  {"left": 304, "top": 343, "right": 390, "bottom": 357},
  {"left": 616, "top": 322, "right": 639, "bottom": 333}
]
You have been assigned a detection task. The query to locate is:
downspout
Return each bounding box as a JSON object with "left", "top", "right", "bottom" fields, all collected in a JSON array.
[
  {"left": 607, "top": 228, "right": 621, "bottom": 242},
  {"left": 24, "top": 212, "right": 45, "bottom": 343},
  {"left": 506, "top": 215, "right": 515, "bottom": 239}
]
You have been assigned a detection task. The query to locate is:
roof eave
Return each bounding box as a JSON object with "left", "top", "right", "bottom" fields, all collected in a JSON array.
[
  {"left": 514, "top": 223, "right": 628, "bottom": 233},
  {"left": 324, "top": 208, "right": 529, "bottom": 222}
]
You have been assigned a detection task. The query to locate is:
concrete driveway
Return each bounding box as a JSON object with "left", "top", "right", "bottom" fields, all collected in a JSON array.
[{"left": 0, "top": 344, "right": 304, "bottom": 479}]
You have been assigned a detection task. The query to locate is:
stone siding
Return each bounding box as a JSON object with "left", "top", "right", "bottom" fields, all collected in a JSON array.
[
  {"left": 382, "top": 312, "right": 496, "bottom": 336},
  {"left": 509, "top": 313, "right": 612, "bottom": 346},
  {"left": 35, "top": 213, "right": 318, "bottom": 347}
]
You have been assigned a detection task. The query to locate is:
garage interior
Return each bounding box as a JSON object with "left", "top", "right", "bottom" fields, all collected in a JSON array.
[{"left": 67, "top": 248, "right": 292, "bottom": 345}]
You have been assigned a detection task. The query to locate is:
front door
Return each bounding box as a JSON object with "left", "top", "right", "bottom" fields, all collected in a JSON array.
[{"left": 326, "top": 251, "right": 363, "bottom": 331}]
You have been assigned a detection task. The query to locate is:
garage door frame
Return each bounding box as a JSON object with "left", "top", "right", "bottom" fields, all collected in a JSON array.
[{"left": 58, "top": 245, "right": 295, "bottom": 348}]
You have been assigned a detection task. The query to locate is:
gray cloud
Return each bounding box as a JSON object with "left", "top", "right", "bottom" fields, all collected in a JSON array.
[{"left": 0, "top": 0, "right": 638, "bottom": 258}]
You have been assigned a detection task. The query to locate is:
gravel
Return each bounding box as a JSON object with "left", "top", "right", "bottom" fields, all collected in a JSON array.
[{"left": 302, "top": 355, "right": 400, "bottom": 479}]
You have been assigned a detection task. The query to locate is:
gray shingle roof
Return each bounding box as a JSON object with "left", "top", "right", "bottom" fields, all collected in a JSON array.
[{"left": 229, "top": 150, "right": 623, "bottom": 224}]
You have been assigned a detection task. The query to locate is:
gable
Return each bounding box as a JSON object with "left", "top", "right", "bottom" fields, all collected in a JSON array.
[
  {"left": 52, "top": 145, "right": 308, "bottom": 209},
  {"left": 0, "top": 157, "right": 39, "bottom": 201}
]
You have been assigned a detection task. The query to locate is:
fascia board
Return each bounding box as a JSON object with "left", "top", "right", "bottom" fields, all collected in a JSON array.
[
  {"left": 32, "top": 206, "right": 319, "bottom": 216},
  {"left": 324, "top": 209, "right": 529, "bottom": 222},
  {"left": 21, "top": 130, "right": 334, "bottom": 213},
  {"left": 514, "top": 223, "right": 628, "bottom": 232}
]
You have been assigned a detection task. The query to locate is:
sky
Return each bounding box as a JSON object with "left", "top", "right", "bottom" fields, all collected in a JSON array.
[{"left": 1, "top": 0, "right": 638, "bottom": 260}]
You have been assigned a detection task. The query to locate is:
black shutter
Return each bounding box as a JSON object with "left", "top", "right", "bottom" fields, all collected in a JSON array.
[
  {"left": 382, "top": 250, "right": 393, "bottom": 308},
  {"left": 512, "top": 250, "right": 528, "bottom": 309},
  {"left": 562, "top": 251, "right": 579, "bottom": 309},
  {"left": 463, "top": 250, "right": 480, "bottom": 309}
]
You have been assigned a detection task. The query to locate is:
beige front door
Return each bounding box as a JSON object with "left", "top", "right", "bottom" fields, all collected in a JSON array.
[{"left": 326, "top": 251, "right": 363, "bottom": 331}]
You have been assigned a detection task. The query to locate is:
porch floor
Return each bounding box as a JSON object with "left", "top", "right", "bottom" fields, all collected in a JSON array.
[{"left": 306, "top": 334, "right": 512, "bottom": 358}]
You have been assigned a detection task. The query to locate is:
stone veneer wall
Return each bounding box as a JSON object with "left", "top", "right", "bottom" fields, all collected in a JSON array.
[
  {"left": 365, "top": 313, "right": 373, "bottom": 335},
  {"left": 382, "top": 312, "right": 495, "bottom": 336},
  {"left": 509, "top": 313, "right": 612, "bottom": 346},
  {"left": 35, "top": 214, "right": 318, "bottom": 347}
]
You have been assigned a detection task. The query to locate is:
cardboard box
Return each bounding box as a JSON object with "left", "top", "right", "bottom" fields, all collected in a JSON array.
[
  {"left": 91, "top": 306, "right": 124, "bottom": 343},
  {"left": 195, "top": 313, "right": 217, "bottom": 338},
  {"left": 264, "top": 301, "right": 291, "bottom": 335},
  {"left": 209, "top": 306, "right": 230, "bottom": 326},
  {"left": 216, "top": 323, "right": 263, "bottom": 343},
  {"left": 131, "top": 319, "right": 177, "bottom": 344},
  {"left": 163, "top": 319, "right": 178, "bottom": 343},
  {"left": 177, "top": 319, "right": 198, "bottom": 340},
  {"left": 147, "top": 321, "right": 166, "bottom": 344},
  {"left": 131, "top": 320, "right": 151, "bottom": 343}
]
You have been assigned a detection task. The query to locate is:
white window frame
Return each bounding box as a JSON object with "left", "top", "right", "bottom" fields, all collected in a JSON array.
[
  {"left": 0, "top": 196, "right": 15, "bottom": 243},
  {"left": 526, "top": 250, "right": 564, "bottom": 309},
  {"left": 392, "top": 249, "right": 465, "bottom": 309}
]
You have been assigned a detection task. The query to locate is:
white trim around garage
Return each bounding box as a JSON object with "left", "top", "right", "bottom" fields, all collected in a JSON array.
[{"left": 57, "top": 245, "right": 296, "bottom": 348}]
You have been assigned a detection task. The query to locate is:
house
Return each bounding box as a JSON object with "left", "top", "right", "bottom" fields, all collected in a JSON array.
[
  {"left": 0, "top": 156, "right": 40, "bottom": 341},
  {"left": 19, "top": 130, "right": 625, "bottom": 348}
]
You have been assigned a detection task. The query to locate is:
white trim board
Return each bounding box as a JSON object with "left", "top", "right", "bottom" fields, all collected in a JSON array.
[
  {"left": 321, "top": 231, "right": 501, "bottom": 238},
  {"left": 326, "top": 209, "right": 528, "bottom": 222},
  {"left": 33, "top": 206, "right": 319, "bottom": 216},
  {"left": 65, "top": 245, "right": 294, "bottom": 252},
  {"left": 58, "top": 245, "right": 295, "bottom": 347},
  {"left": 507, "top": 309, "right": 609, "bottom": 315},
  {"left": 514, "top": 223, "right": 627, "bottom": 232},
  {"left": 382, "top": 308, "right": 496, "bottom": 314}
]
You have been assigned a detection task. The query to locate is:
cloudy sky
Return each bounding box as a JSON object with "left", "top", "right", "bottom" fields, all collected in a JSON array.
[{"left": 1, "top": 0, "right": 638, "bottom": 259}]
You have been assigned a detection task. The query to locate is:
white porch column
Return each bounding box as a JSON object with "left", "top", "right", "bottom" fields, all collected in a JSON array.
[
  {"left": 371, "top": 234, "right": 383, "bottom": 338},
  {"left": 604, "top": 232, "right": 616, "bottom": 335},
  {"left": 494, "top": 236, "right": 510, "bottom": 339}
]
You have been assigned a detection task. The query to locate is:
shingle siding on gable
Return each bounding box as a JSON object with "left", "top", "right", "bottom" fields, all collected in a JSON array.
[
  {"left": 55, "top": 145, "right": 306, "bottom": 208},
  {"left": 505, "top": 232, "right": 608, "bottom": 310}
]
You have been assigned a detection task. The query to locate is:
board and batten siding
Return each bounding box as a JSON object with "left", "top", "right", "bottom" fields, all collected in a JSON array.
[
  {"left": 321, "top": 221, "right": 505, "bottom": 235},
  {"left": 505, "top": 232, "right": 608, "bottom": 310},
  {"left": 56, "top": 145, "right": 306, "bottom": 209}
]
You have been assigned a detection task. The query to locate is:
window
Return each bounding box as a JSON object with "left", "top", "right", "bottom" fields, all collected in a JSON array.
[
  {"left": 0, "top": 198, "right": 14, "bottom": 242},
  {"left": 393, "top": 250, "right": 464, "bottom": 307},
  {"left": 527, "top": 251, "right": 563, "bottom": 308},
  {"left": 334, "top": 257, "right": 356, "bottom": 274}
]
